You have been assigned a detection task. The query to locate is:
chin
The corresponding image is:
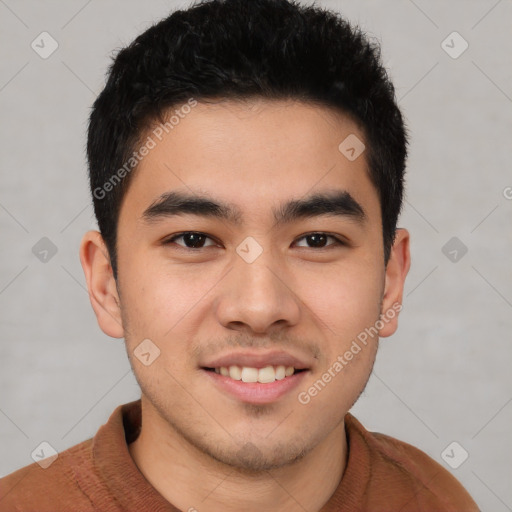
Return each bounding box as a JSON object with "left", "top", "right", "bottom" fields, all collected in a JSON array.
[{"left": 203, "top": 438, "right": 310, "bottom": 473}]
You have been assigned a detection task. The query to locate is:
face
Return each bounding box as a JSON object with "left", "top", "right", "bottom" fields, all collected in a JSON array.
[{"left": 81, "top": 98, "right": 410, "bottom": 472}]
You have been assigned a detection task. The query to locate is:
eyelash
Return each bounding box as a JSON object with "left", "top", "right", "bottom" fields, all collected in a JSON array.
[{"left": 162, "top": 231, "right": 347, "bottom": 251}]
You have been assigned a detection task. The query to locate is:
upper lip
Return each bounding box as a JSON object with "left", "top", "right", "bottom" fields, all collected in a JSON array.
[{"left": 201, "top": 350, "right": 312, "bottom": 370}]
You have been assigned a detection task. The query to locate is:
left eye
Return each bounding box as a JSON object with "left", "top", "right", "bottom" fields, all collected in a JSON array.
[
  {"left": 294, "top": 233, "right": 344, "bottom": 249},
  {"left": 164, "top": 231, "right": 344, "bottom": 250}
]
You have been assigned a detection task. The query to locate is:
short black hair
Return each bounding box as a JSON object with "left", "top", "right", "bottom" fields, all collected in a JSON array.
[{"left": 87, "top": 0, "right": 408, "bottom": 280}]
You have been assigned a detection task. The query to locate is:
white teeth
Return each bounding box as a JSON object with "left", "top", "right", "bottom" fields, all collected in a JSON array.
[
  {"left": 214, "top": 364, "right": 298, "bottom": 383},
  {"left": 257, "top": 365, "right": 276, "bottom": 383},
  {"left": 241, "top": 367, "right": 258, "bottom": 383},
  {"left": 275, "top": 365, "right": 286, "bottom": 380},
  {"left": 229, "top": 365, "right": 242, "bottom": 380}
]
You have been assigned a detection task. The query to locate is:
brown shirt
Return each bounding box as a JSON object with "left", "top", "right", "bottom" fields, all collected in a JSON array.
[{"left": 0, "top": 399, "right": 479, "bottom": 511}]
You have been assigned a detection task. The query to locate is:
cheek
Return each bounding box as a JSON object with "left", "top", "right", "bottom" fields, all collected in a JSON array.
[
  {"left": 300, "top": 269, "right": 381, "bottom": 410},
  {"left": 119, "top": 253, "right": 182, "bottom": 329},
  {"left": 299, "top": 259, "right": 383, "bottom": 336},
  {"left": 119, "top": 258, "right": 218, "bottom": 358}
]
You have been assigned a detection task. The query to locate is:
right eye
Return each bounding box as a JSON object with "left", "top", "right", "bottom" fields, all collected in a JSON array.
[{"left": 163, "top": 231, "right": 219, "bottom": 250}]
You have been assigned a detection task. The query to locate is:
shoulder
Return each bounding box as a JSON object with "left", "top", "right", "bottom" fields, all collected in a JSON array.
[
  {"left": 0, "top": 438, "right": 98, "bottom": 512},
  {"left": 345, "top": 414, "right": 480, "bottom": 511}
]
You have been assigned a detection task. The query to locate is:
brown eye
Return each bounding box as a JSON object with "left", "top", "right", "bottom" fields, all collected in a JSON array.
[
  {"left": 164, "top": 232, "right": 217, "bottom": 249},
  {"left": 294, "top": 232, "right": 345, "bottom": 249}
]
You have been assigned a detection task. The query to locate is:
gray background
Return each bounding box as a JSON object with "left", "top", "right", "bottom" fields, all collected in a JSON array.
[{"left": 1, "top": 0, "right": 511, "bottom": 510}]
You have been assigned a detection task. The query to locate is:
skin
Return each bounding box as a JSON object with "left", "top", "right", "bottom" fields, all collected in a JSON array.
[{"left": 80, "top": 98, "right": 410, "bottom": 512}]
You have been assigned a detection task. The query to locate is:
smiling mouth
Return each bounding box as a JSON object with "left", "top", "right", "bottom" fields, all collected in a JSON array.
[{"left": 202, "top": 365, "right": 307, "bottom": 383}]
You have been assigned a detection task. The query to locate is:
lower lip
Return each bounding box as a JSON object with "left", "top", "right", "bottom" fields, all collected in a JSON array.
[{"left": 202, "top": 369, "right": 308, "bottom": 404}]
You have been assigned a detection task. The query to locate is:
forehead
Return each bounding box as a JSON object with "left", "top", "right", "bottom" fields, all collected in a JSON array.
[{"left": 119, "top": 98, "right": 380, "bottom": 227}]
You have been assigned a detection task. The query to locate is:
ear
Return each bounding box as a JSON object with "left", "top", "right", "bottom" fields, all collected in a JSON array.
[
  {"left": 79, "top": 230, "right": 124, "bottom": 339},
  {"left": 378, "top": 228, "right": 411, "bottom": 338}
]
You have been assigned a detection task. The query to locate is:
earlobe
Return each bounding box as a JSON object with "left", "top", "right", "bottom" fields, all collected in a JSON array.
[
  {"left": 379, "top": 228, "right": 411, "bottom": 338},
  {"left": 79, "top": 230, "right": 124, "bottom": 339}
]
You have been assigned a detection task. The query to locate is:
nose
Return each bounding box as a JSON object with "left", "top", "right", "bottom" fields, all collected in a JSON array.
[{"left": 213, "top": 244, "right": 301, "bottom": 335}]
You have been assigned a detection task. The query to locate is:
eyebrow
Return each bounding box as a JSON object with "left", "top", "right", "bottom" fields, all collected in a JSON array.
[{"left": 141, "top": 189, "right": 367, "bottom": 227}]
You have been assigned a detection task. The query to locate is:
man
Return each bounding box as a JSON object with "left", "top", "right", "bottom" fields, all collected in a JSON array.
[{"left": 0, "top": 0, "right": 479, "bottom": 510}]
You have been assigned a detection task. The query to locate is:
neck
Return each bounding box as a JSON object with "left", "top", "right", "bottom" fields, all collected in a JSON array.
[{"left": 128, "top": 397, "right": 347, "bottom": 512}]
